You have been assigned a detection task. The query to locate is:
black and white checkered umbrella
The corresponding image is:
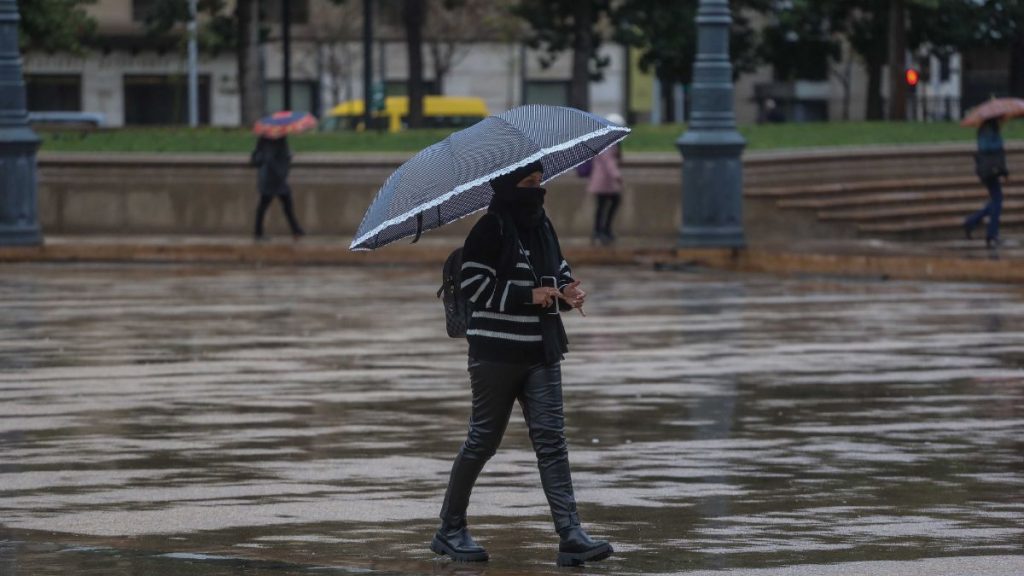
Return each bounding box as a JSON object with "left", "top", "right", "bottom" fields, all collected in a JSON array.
[{"left": 349, "top": 105, "right": 630, "bottom": 251}]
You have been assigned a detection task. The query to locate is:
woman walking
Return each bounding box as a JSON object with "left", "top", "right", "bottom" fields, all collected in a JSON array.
[
  {"left": 431, "top": 161, "right": 613, "bottom": 566},
  {"left": 963, "top": 118, "right": 1009, "bottom": 247},
  {"left": 250, "top": 135, "right": 305, "bottom": 241},
  {"left": 588, "top": 113, "right": 625, "bottom": 246}
]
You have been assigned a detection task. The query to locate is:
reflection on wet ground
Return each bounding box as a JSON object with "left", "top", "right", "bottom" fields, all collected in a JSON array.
[{"left": 0, "top": 264, "right": 1022, "bottom": 575}]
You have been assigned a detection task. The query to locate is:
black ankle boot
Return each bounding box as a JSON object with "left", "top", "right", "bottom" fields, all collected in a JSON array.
[
  {"left": 430, "top": 521, "right": 489, "bottom": 562},
  {"left": 556, "top": 525, "right": 613, "bottom": 567}
]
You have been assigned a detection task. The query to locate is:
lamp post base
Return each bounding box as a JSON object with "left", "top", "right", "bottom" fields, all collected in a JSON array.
[
  {"left": 677, "top": 133, "right": 746, "bottom": 249},
  {"left": 0, "top": 0, "right": 44, "bottom": 247},
  {"left": 678, "top": 224, "right": 745, "bottom": 249},
  {"left": 0, "top": 225, "right": 42, "bottom": 247},
  {"left": 0, "top": 131, "right": 43, "bottom": 247}
]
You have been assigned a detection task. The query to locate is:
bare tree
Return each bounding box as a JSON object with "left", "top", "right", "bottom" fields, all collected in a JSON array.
[
  {"left": 569, "top": 0, "right": 592, "bottom": 111},
  {"left": 236, "top": 0, "right": 264, "bottom": 125},
  {"left": 308, "top": 0, "right": 363, "bottom": 108},
  {"left": 887, "top": 0, "right": 907, "bottom": 121},
  {"left": 423, "top": 0, "right": 517, "bottom": 94},
  {"left": 404, "top": 0, "right": 425, "bottom": 127}
]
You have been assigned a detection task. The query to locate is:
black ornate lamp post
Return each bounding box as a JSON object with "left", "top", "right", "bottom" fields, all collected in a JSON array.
[
  {"left": 0, "top": 0, "right": 41, "bottom": 246},
  {"left": 676, "top": 0, "right": 745, "bottom": 248}
]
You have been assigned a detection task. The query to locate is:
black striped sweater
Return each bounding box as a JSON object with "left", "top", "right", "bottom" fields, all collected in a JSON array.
[{"left": 460, "top": 213, "right": 574, "bottom": 363}]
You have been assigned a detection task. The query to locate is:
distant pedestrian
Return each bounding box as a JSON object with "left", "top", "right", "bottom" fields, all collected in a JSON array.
[
  {"left": 760, "top": 98, "right": 785, "bottom": 124},
  {"left": 250, "top": 136, "right": 304, "bottom": 241},
  {"left": 588, "top": 113, "right": 625, "bottom": 246},
  {"left": 963, "top": 118, "right": 1009, "bottom": 248}
]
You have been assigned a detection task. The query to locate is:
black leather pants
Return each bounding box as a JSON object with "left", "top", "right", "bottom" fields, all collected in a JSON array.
[{"left": 439, "top": 358, "right": 580, "bottom": 532}]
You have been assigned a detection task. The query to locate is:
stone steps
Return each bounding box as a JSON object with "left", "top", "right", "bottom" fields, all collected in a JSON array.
[
  {"left": 858, "top": 212, "right": 1024, "bottom": 233},
  {"left": 747, "top": 176, "right": 979, "bottom": 199},
  {"left": 819, "top": 199, "right": 1023, "bottom": 222},
  {"left": 751, "top": 169, "right": 1021, "bottom": 237},
  {"left": 778, "top": 188, "right": 1007, "bottom": 209}
]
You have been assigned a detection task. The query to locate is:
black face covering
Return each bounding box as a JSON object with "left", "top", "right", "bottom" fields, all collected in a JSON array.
[
  {"left": 488, "top": 162, "right": 555, "bottom": 278},
  {"left": 491, "top": 185, "right": 546, "bottom": 230}
]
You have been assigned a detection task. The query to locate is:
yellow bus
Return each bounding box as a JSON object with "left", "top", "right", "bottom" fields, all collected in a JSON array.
[{"left": 321, "top": 96, "right": 490, "bottom": 132}]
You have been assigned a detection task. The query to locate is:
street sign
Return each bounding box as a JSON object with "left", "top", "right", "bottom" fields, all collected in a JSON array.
[{"left": 371, "top": 82, "right": 385, "bottom": 112}]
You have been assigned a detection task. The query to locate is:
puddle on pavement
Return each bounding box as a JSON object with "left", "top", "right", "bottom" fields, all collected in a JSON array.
[{"left": 1, "top": 264, "right": 1022, "bottom": 575}]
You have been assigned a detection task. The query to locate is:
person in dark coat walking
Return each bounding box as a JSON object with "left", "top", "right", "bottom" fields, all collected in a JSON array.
[
  {"left": 430, "top": 161, "right": 613, "bottom": 567},
  {"left": 250, "top": 136, "right": 304, "bottom": 241},
  {"left": 964, "top": 118, "right": 1010, "bottom": 247}
]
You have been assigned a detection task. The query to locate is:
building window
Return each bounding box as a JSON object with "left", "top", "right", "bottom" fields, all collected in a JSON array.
[
  {"left": 524, "top": 80, "right": 570, "bottom": 106},
  {"left": 132, "top": 0, "right": 158, "bottom": 22},
  {"left": 265, "top": 81, "right": 319, "bottom": 115},
  {"left": 264, "top": 0, "right": 309, "bottom": 24},
  {"left": 123, "top": 75, "right": 211, "bottom": 125},
  {"left": 25, "top": 75, "right": 82, "bottom": 111}
]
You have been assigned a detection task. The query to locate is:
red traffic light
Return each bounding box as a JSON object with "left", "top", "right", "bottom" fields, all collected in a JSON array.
[{"left": 905, "top": 68, "right": 920, "bottom": 87}]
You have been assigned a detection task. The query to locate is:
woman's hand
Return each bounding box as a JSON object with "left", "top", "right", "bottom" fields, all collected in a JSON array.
[
  {"left": 561, "top": 280, "right": 587, "bottom": 315},
  {"left": 532, "top": 287, "right": 564, "bottom": 307}
]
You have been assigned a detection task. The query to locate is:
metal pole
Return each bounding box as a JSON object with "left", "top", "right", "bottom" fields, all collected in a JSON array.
[
  {"left": 676, "top": 0, "right": 746, "bottom": 248},
  {"left": 187, "top": 0, "right": 198, "bottom": 126},
  {"left": 282, "top": 0, "right": 292, "bottom": 110},
  {"left": 0, "top": 0, "right": 42, "bottom": 246},
  {"left": 651, "top": 75, "right": 662, "bottom": 125},
  {"left": 362, "top": 0, "right": 373, "bottom": 129}
]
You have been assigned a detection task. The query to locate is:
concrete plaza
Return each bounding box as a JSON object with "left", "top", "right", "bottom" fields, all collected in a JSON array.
[{"left": 1, "top": 263, "right": 1022, "bottom": 575}]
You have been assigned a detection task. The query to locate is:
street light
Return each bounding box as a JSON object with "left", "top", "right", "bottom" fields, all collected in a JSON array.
[
  {"left": 676, "top": 0, "right": 746, "bottom": 248},
  {"left": 0, "top": 0, "right": 42, "bottom": 246}
]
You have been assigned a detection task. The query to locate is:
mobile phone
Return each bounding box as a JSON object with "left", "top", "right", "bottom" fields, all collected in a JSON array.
[{"left": 540, "top": 276, "right": 559, "bottom": 315}]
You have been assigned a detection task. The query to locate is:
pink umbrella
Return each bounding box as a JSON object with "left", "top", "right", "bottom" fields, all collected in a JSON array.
[{"left": 960, "top": 97, "right": 1024, "bottom": 127}]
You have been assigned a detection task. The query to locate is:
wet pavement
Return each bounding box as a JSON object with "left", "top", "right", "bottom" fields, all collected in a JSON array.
[{"left": 0, "top": 263, "right": 1022, "bottom": 575}]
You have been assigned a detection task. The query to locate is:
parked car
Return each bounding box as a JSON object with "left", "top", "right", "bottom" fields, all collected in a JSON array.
[{"left": 321, "top": 96, "right": 489, "bottom": 133}]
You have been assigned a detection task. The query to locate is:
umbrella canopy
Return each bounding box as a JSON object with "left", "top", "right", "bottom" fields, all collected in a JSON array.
[
  {"left": 960, "top": 98, "right": 1024, "bottom": 127},
  {"left": 254, "top": 111, "right": 317, "bottom": 138},
  {"left": 349, "top": 105, "right": 630, "bottom": 251}
]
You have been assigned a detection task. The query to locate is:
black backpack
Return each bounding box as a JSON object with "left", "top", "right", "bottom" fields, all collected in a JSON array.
[
  {"left": 575, "top": 159, "right": 593, "bottom": 178},
  {"left": 437, "top": 214, "right": 503, "bottom": 339},
  {"left": 437, "top": 247, "right": 470, "bottom": 338}
]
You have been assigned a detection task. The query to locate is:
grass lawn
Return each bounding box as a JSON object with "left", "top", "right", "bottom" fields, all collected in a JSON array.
[{"left": 38, "top": 121, "right": 1024, "bottom": 154}]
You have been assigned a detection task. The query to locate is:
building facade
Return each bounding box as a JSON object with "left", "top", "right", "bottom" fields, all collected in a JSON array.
[
  {"left": 22, "top": 0, "right": 630, "bottom": 127},
  {"left": 21, "top": 0, "right": 967, "bottom": 128}
]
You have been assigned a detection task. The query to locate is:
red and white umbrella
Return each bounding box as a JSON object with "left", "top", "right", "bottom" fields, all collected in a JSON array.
[
  {"left": 253, "top": 110, "right": 317, "bottom": 139},
  {"left": 960, "top": 98, "right": 1024, "bottom": 127}
]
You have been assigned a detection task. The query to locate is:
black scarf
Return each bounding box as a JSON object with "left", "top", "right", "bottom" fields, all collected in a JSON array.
[{"left": 489, "top": 168, "right": 568, "bottom": 364}]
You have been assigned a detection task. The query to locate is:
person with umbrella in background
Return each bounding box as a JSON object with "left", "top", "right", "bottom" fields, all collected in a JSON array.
[
  {"left": 251, "top": 111, "right": 316, "bottom": 241},
  {"left": 961, "top": 99, "right": 1022, "bottom": 247},
  {"left": 348, "top": 105, "right": 628, "bottom": 566}
]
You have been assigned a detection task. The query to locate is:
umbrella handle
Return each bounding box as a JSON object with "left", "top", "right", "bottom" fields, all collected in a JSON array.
[{"left": 411, "top": 212, "right": 424, "bottom": 244}]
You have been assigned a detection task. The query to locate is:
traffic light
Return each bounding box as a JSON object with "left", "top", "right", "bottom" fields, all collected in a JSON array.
[{"left": 905, "top": 68, "right": 920, "bottom": 94}]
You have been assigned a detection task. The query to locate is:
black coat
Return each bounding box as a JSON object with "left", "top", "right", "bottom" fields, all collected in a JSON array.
[{"left": 250, "top": 137, "right": 292, "bottom": 197}]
